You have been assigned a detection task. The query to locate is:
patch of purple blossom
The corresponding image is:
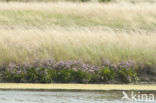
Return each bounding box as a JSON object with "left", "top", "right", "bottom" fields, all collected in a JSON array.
[
  {"left": 1, "top": 59, "right": 137, "bottom": 76},
  {"left": 0, "top": 58, "right": 150, "bottom": 83},
  {"left": 6, "top": 63, "right": 20, "bottom": 74},
  {"left": 53, "top": 60, "right": 99, "bottom": 73},
  {"left": 118, "top": 60, "right": 136, "bottom": 70}
]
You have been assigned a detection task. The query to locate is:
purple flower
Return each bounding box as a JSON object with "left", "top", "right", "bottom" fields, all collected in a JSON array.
[
  {"left": 16, "top": 70, "right": 22, "bottom": 75},
  {"left": 118, "top": 60, "right": 136, "bottom": 69},
  {"left": 21, "top": 62, "right": 32, "bottom": 70},
  {"left": 6, "top": 63, "right": 19, "bottom": 74},
  {"left": 40, "top": 58, "right": 56, "bottom": 69},
  {"left": 110, "top": 64, "right": 118, "bottom": 70}
]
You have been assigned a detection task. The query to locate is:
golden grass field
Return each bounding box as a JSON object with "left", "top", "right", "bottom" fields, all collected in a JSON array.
[{"left": 0, "top": 1, "right": 155, "bottom": 66}]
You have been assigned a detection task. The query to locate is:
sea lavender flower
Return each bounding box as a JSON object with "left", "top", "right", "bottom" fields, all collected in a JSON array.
[
  {"left": 54, "top": 61, "right": 67, "bottom": 70},
  {"left": 80, "top": 63, "right": 99, "bottom": 73},
  {"left": 8, "top": 63, "right": 19, "bottom": 69},
  {"left": 80, "top": 63, "right": 90, "bottom": 72},
  {"left": 118, "top": 60, "right": 136, "bottom": 70},
  {"left": 40, "top": 58, "right": 56, "bottom": 69},
  {"left": 90, "top": 66, "right": 100, "bottom": 72},
  {"left": 6, "top": 63, "right": 19, "bottom": 74},
  {"left": 109, "top": 64, "right": 118, "bottom": 70},
  {"left": 21, "top": 62, "right": 32, "bottom": 70},
  {"left": 16, "top": 70, "right": 22, "bottom": 75},
  {"left": 54, "top": 60, "right": 83, "bottom": 71}
]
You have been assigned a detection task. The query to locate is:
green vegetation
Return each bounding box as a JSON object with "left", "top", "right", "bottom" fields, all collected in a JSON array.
[
  {"left": 99, "top": 67, "right": 115, "bottom": 81},
  {"left": 0, "top": 2, "right": 155, "bottom": 83},
  {"left": 118, "top": 68, "right": 139, "bottom": 83},
  {"left": 0, "top": 60, "right": 140, "bottom": 83}
]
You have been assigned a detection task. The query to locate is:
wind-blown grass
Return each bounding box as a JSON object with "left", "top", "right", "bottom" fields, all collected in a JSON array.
[
  {"left": 0, "top": 2, "right": 155, "bottom": 66},
  {"left": 0, "top": 2, "right": 156, "bottom": 30},
  {"left": 0, "top": 27, "right": 155, "bottom": 65}
]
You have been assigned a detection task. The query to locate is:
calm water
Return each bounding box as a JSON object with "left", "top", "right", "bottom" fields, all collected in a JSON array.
[{"left": 0, "top": 90, "right": 155, "bottom": 103}]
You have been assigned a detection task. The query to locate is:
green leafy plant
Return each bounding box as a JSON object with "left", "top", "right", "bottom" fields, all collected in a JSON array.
[
  {"left": 118, "top": 68, "right": 139, "bottom": 83},
  {"left": 89, "top": 72, "right": 100, "bottom": 83},
  {"left": 74, "top": 69, "right": 92, "bottom": 83},
  {"left": 47, "top": 69, "right": 57, "bottom": 82},
  {"left": 56, "top": 69, "right": 75, "bottom": 83},
  {"left": 2, "top": 69, "right": 25, "bottom": 83},
  {"left": 99, "top": 67, "right": 116, "bottom": 81},
  {"left": 14, "top": 71, "right": 26, "bottom": 83},
  {"left": 36, "top": 68, "right": 56, "bottom": 83},
  {"left": 2, "top": 70, "right": 14, "bottom": 82},
  {"left": 26, "top": 68, "right": 38, "bottom": 83}
]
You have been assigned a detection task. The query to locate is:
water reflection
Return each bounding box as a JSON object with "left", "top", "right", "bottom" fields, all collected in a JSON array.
[{"left": 0, "top": 90, "right": 155, "bottom": 103}]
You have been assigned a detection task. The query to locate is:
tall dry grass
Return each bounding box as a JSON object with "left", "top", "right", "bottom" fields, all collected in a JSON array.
[
  {"left": 0, "top": 2, "right": 156, "bottom": 30},
  {"left": 0, "top": 2, "right": 155, "bottom": 66},
  {"left": 0, "top": 27, "right": 155, "bottom": 65}
]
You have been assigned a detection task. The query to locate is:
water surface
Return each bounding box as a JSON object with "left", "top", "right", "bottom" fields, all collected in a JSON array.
[{"left": 0, "top": 90, "right": 155, "bottom": 103}]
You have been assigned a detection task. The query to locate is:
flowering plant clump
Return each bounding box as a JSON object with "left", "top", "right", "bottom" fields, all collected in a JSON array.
[
  {"left": 118, "top": 60, "right": 136, "bottom": 70},
  {"left": 0, "top": 58, "right": 148, "bottom": 83}
]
